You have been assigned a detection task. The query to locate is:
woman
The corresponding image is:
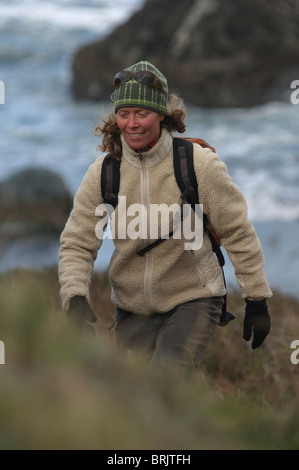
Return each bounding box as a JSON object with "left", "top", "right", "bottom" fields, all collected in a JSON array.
[{"left": 59, "top": 61, "right": 272, "bottom": 367}]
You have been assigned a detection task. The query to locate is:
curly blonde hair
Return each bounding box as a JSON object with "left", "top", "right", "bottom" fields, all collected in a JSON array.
[{"left": 95, "top": 94, "right": 186, "bottom": 161}]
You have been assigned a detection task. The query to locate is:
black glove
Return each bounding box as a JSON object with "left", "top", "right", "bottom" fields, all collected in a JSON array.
[
  {"left": 243, "top": 299, "right": 271, "bottom": 349},
  {"left": 68, "top": 295, "right": 97, "bottom": 333}
]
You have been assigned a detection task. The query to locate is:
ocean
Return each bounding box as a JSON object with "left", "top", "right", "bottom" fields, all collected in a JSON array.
[{"left": 0, "top": 0, "right": 299, "bottom": 297}]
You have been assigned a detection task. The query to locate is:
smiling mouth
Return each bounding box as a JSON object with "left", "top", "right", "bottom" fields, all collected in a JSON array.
[{"left": 128, "top": 132, "right": 145, "bottom": 138}]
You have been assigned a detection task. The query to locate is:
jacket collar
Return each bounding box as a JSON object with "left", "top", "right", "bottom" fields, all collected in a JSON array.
[{"left": 121, "top": 128, "right": 173, "bottom": 168}]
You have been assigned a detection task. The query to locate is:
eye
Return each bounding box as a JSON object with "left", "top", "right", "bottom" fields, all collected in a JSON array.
[{"left": 137, "top": 111, "right": 149, "bottom": 117}]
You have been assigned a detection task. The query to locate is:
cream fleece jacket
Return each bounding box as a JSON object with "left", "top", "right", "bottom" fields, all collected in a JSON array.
[{"left": 58, "top": 128, "right": 272, "bottom": 313}]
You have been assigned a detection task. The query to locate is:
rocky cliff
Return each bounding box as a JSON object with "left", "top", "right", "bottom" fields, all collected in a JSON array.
[
  {"left": 0, "top": 167, "right": 72, "bottom": 239},
  {"left": 71, "top": 0, "right": 299, "bottom": 107}
]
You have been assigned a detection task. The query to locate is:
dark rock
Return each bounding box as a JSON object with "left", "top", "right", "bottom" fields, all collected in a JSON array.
[
  {"left": 0, "top": 167, "right": 73, "bottom": 239},
  {"left": 71, "top": 0, "right": 299, "bottom": 107}
]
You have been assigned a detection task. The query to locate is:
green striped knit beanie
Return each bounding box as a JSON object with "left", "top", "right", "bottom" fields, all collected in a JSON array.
[{"left": 113, "top": 61, "right": 169, "bottom": 115}]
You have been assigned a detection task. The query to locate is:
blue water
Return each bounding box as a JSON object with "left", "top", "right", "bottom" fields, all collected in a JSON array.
[
  {"left": 0, "top": 0, "right": 144, "bottom": 193},
  {"left": 0, "top": 0, "right": 299, "bottom": 296}
]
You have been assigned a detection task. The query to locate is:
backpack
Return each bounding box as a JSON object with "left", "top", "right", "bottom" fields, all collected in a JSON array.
[{"left": 101, "top": 136, "right": 235, "bottom": 326}]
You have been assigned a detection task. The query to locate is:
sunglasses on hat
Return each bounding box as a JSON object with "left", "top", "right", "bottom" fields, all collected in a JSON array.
[{"left": 113, "top": 70, "right": 167, "bottom": 96}]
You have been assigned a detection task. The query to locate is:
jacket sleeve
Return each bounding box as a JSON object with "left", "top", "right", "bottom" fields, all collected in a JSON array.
[
  {"left": 58, "top": 157, "right": 106, "bottom": 310},
  {"left": 194, "top": 145, "right": 272, "bottom": 300}
]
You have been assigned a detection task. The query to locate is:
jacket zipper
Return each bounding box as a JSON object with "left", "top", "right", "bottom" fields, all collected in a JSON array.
[
  {"left": 139, "top": 153, "right": 155, "bottom": 312},
  {"left": 192, "top": 249, "right": 207, "bottom": 287}
]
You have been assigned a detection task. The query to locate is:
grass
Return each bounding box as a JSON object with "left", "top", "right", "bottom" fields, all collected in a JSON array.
[{"left": 0, "top": 267, "right": 298, "bottom": 450}]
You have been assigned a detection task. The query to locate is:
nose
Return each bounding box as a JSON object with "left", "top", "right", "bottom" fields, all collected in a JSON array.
[{"left": 127, "top": 113, "right": 139, "bottom": 128}]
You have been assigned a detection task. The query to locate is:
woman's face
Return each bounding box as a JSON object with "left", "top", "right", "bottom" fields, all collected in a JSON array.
[{"left": 116, "top": 107, "right": 165, "bottom": 151}]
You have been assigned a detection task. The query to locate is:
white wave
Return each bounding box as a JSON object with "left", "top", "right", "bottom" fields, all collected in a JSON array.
[
  {"left": 0, "top": 0, "right": 144, "bottom": 33},
  {"left": 184, "top": 101, "right": 299, "bottom": 221}
]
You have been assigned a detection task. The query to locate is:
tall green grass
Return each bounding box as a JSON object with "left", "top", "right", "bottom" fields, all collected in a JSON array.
[{"left": 0, "top": 268, "right": 298, "bottom": 449}]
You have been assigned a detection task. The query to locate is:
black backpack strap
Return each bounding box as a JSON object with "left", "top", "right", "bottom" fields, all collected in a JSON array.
[
  {"left": 207, "top": 229, "right": 225, "bottom": 268},
  {"left": 172, "top": 138, "right": 233, "bottom": 325},
  {"left": 173, "top": 137, "right": 198, "bottom": 208},
  {"left": 173, "top": 137, "right": 225, "bottom": 263},
  {"left": 137, "top": 233, "right": 174, "bottom": 257},
  {"left": 101, "top": 154, "right": 120, "bottom": 208}
]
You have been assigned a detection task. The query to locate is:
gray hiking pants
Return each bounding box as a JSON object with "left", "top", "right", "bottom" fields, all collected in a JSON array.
[{"left": 115, "top": 297, "right": 223, "bottom": 368}]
